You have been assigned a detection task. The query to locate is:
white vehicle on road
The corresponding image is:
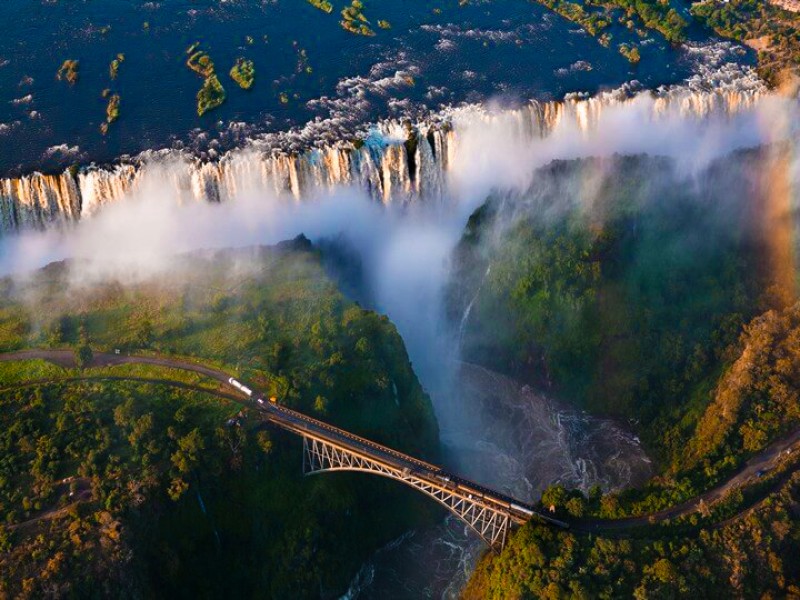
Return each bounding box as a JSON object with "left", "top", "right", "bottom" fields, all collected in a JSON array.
[{"left": 227, "top": 377, "right": 253, "bottom": 397}]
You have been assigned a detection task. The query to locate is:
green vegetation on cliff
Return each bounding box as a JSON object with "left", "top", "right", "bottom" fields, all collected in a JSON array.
[
  {"left": 0, "top": 239, "right": 439, "bottom": 598},
  {"left": 685, "top": 305, "right": 800, "bottom": 467},
  {"left": 452, "top": 152, "right": 800, "bottom": 597},
  {"left": 451, "top": 156, "right": 770, "bottom": 433},
  {"left": 464, "top": 470, "right": 800, "bottom": 598}
]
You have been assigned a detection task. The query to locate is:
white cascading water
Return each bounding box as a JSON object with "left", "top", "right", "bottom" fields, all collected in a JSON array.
[
  {"left": 457, "top": 265, "right": 490, "bottom": 351},
  {"left": 0, "top": 83, "right": 767, "bottom": 237},
  {"left": 0, "top": 172, "right": 81, "bottom": 233}
]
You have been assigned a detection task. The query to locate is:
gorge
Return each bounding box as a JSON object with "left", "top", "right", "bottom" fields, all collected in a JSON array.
[{"left": 2, "top": 64, "right": 799, "bottom": 597}]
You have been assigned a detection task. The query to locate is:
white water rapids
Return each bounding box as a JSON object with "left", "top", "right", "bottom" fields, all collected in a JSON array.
[{"left": 342, "top": 360, "right": 652, "bottom": 600}]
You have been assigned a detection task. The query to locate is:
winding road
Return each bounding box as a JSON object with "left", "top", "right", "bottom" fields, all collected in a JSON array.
[
  {"left": 2, "top": 349, "right": 799, "bottom": 536},
  {"left": 0, "top": 348, "right": 234, "bottom": 382},
  {"left": 573, "top": 428, "right": 800, "bottom": 533}
]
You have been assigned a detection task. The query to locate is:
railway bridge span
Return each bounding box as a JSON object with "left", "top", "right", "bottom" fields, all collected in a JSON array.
[
  {"left": 230, "top": 378, "right": 568, "bottom": 551},
  {"left": 0, "top": 350, "right": 567, "bottom": 551}
]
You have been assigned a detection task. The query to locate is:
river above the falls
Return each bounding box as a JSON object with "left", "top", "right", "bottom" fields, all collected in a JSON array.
[{"left": 0, "top": 0, "right": 750, "bottom": 176}]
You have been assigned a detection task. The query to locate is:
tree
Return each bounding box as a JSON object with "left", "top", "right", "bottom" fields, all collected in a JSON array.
[
  {"left": 256, "top": 430, "right": 273, "bottom": 455},
  {"left": 46, "top": 315, "right": 73, "bottom": 346},
  {"left": 256, "top": 314, "right": 272, "bottom": 342},
  {"left": 128, "top": 414, "right": 154, "bottom": 449},
  {"left": 314, "top": 395, "right": 329, "bottom": 415},
  {"left": 171, "top": 428, "right": 205, "bottom": 474},
  {"left": 268, "top": 341, "right": 291, "bottom": 372},
  {"left": 168, "top": 477, "right": 189, "bottom": 501},
  {"left": 0, "top": 525, "right": 11, "bottom": 553},
  {"left": 541, "top": 485, "right": 568, "bottom": 511},
  {"left": 75, "top": 345, "right": 93, "bottom": 369},
  {"left": 565, "top": 496, "right": 586, "bottom": 518},
  {"left": 134, "top": 319, "right": 153, "bottom": 347}
]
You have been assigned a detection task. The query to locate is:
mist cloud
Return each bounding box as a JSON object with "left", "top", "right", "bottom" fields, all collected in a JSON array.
[{"left": 447, "top": 92, "right": 799, "bottom": 202}]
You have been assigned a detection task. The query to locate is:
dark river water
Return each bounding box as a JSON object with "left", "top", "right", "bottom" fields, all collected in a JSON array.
[{"left": 0, "top": 0, "right": 750, "bottom": 175}]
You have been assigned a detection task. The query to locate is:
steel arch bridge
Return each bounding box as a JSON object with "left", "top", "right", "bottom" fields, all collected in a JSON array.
[
  {"left": 302, "top": 434, "right": 515, "bottom": 549},
  {"left": 244, "top": 390, "right": 568, "bottom": 552}
]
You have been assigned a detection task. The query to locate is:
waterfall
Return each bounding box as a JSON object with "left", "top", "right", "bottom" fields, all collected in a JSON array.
[
  {"left": 415, "top": 133, "right": 445, "bottom": 200},
  {"left": 0, "top": 172, "right": 81, "bottom": 232},
  {"left": 0, "top": 84, "right": 767, "bottom": 237},
  {"left": 458, "top": 265, "right": 491, "bottom": 351},
  {"left": 78, "top": 164, "right": 138, "bottom": 217}
]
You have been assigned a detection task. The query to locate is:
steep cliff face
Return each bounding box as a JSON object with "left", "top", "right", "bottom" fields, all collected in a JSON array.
[
  {"left": 0, "top": 85, "right": 766, "bottom": 237},
  {"left": 0, "top": 173, "right": 82, "bottom": 232},
  {"left": 446, "top": 148, "right": 784, "bottom": 445}
]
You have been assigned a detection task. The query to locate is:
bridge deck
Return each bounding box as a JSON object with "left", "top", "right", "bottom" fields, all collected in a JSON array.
[{"left": 255, "top": 399, "right": 566, "bottom": 528}]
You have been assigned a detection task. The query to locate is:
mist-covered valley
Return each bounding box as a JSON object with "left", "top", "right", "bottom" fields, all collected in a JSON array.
[{"left": 2, "top": 77, "right": 800, "bottom": 597}]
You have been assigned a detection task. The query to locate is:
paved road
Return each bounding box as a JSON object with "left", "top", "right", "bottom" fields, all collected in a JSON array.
[
  {"left": 0, "top": 374, "right": 243, "bottom": 403},
  {"left": 2, "top": 349, "right": 799, "bottom": 534},
  {"left": 0, "top": 348, "right": 233, "bottom": 382}
]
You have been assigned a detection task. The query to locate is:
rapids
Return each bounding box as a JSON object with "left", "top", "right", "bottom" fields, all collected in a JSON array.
[{"left": 343, "top": 363, "right": 652, "bottom": 599}]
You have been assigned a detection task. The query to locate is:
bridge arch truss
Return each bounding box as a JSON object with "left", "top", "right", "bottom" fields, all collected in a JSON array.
[{"left": 302, "top": 434, "right": 513, "bottom": 550}]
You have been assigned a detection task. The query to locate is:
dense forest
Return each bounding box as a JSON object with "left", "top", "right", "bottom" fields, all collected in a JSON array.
[
  {"left": 450, "top": 152, "right": 783, "bottom": 461},
  {"left": 0, "top": 238, "right": 440, "bottom": 598},
  {"left": 464, "top": 471, "right": 800, "bottom": 598},
  {"left": 450, "top": 151, "right": 800, "bottom": 596}
]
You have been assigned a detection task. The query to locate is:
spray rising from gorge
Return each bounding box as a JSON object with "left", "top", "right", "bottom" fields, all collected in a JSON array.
[{"left": 0, "top": 72, "right": 795, "bottom": 492}]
